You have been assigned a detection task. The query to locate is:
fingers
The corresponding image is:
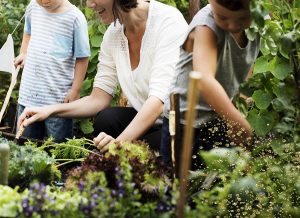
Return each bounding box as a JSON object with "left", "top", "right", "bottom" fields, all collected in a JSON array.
[
  {"left": 17, "top": 107, "right": 39, "bottom": 128},
  {"left": 93, "top": 132, "right": 115, "bottom": 153},
  {"left": 64, "top": 97, "right": 69, "bottom": 103},
  {"left": 14, "top": 54, "right": 25, "bottom": 68}
]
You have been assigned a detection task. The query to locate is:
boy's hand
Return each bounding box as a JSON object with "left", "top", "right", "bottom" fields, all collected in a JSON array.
[
  {"left": 64, "top": 89, "right": 80, "bottom": 103},
  {"left": 17, "top": 106, "right": 51, "bottom": 129},
  {"left": 14, "top": 53, "right": 26, "bottom": 67}
]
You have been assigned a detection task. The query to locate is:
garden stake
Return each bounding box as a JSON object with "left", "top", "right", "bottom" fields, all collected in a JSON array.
[
  {"left": 0, "top": 33, "right": 21, "bottom": 124},
  {"left": 14, "top": 118, "right": 26, "bottom": 143},
  {"left": 0, "top": 142, "right": 10, "bottom": 185},
  {"left": 176, "top": 71, "right": 202, "bottom": 218},
  {"left": 169, "top": 93, "right": 180, "bottom": 174}
]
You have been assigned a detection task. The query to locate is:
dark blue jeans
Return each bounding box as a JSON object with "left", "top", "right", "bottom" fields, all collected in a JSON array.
[
  {"left": 160, "top": 117, "right": 230, "bottom": 172},
  {"left": 17, "top": 104, "right": 73, "bottom": 143}
]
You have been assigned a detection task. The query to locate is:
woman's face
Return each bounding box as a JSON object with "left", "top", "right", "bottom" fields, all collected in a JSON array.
[
  {"left": 209, "top": 0, "right": 251, "bottom": 34},
  {"left": 86, "top": 0, "right": 115, "bottom": 24}
]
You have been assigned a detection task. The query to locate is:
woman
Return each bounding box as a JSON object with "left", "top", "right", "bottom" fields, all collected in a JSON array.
[{"left": 17, "top": 0, "right": 188, "bottom": 151}]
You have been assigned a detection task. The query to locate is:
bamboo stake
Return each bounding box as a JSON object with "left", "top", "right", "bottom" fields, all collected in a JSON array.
[
  {"left": 176, "top": 71, "right": 202, "bottom": 218},
  {"left": 0, "top": 65, "right": 21, "bottom": 124},
  {"left": 0, "top": 142, "right": 10, "bottom": 185},
  {"left": 169, "top": 93, "right": 180, "bottom": 171}
]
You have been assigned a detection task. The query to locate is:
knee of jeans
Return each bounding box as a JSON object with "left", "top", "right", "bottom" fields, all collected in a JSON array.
[{"left": 45, "top": 118, "right": 73, "bottom": 142}]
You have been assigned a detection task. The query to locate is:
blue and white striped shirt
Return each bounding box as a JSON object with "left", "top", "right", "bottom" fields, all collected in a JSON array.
[{"left": 18, "top": 0, "right": 90, "bottom": 107}]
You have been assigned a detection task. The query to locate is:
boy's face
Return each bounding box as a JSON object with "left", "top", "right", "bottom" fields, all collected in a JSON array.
[
  {"left": 209, "top": 0, "right": 252, "bottom": 34},
  {"left": 36, "top": 0, "right": 64, "bottom": 12},
  {"left": 86, "top": 0, "right": 114, "bottom": 24}
]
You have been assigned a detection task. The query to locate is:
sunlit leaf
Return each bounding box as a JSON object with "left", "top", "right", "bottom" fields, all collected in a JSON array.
[{"left": 252, "top": 90, "right": 273, "bottom": 109}]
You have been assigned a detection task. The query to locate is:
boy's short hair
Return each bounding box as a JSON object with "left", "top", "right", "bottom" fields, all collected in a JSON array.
[{"left": 216, "top": 0, "right": 249, "bottom": 11}]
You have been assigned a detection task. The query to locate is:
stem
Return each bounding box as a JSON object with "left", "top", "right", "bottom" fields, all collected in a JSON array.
[
  {"left": 56, "top": 159, "right": 84, "bottom": 168},
  {"left": 55, "top": 158, "right": 84, "bottom": 161}
]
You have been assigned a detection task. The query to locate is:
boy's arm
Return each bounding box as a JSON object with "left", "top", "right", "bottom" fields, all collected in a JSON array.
[
  {"left": 14, "top": 32, "right": 30, "bottom": 67},
  {"left": 64, "top": 57, "right": 89, "bottom": 103},
  {"left": 192, "top": 26, "right": 253, "bottom": 145}
]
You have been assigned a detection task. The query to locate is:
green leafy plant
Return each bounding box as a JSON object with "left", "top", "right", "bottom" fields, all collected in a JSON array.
[
  {"left": 0, "top": 137, "right": 60, "bottom": 190},
  {"left": 236, "top": 0, "right": 300, "bottom": 139}
]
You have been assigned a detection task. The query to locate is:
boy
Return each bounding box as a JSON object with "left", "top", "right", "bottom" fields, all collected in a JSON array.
[
  {"left": 161, "top": 0, "right": 260, "bottom": 171},
  {"left": 15, "top": 0, "right": 90, "bottom": 142}
]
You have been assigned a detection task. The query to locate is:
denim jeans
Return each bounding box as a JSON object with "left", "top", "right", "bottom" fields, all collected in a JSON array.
[{"left": 17, "top": 104, "right": 73, "bottom": 142}]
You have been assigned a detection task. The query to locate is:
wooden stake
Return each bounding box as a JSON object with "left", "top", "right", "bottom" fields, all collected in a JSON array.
[
  {"left": 0, "top": 142, "right": 10, "bottom": 185},
  {"left": 169, "top": 93, "right": 180, "bottom": 171},
  {"left": 176, "top": 71, "right": 202, "bottom": 218}
]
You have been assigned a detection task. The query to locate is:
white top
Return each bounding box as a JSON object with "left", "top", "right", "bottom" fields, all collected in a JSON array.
[{"left": 93, "top": 0, "right": 188, "bottom": 111}]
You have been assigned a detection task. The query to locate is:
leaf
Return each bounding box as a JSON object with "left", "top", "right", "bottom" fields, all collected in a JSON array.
[
  {"left": 253, "top": 56, "right": 271, "bottom": 74},
  {"left": 269, "top": 56, "right": 292, "bottom": 80},
  {"left": 79, "top": 118, "right": 94, "bottom": 134},
  {"left": 200, "top": 148, "right": 236, "bottom": 172},
  {"left": 247, "top": 109, "right": 278, "bottom": 136},
  {"left": 272, "top": 81, "right": 296, "bottom": 109},
  {"left": 252, "top": 90, "right": 273, "bottom": 110},
  {"left": 279, "top": 32, "right": 295, "bottom": 58},
  {"left": 98, "top": 24, "right": 107, "bottom": 34},
  {"left": 90, "top": 34, "right": 102, "bottom": 48},
  {"left": 80, "top": 79, "right": 92, "bottom": 97}
]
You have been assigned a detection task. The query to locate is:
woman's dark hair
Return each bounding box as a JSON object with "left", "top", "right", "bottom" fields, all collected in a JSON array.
[
  {"left": 216, "top": 0, "right": 249, "bottom": 11},
  {"left": 112, "top": 0, "right": 138, "bottom": 22}
]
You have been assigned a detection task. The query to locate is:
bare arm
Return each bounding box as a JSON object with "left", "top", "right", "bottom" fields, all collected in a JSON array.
[
  {"left": 14, "top": 32, "right": 30, "bottom": 67},
  {"left": 192, "top": 26, "right": 252, "bottom": 142},
  {"left": 18, "top": 87, "right": 112, "bottom": 128},
  {"left": 95, "top": 95, "right": 163, "bottom": 151},
  {"left": 117, "top": 96, "right": 163, "bottom": 141},
  {"left": 64, "top": 57, "right": 89, "bottom": 103}
]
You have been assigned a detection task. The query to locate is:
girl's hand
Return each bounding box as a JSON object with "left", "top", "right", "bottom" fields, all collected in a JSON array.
[
  {"left": 227, "top": 123, "right": 254, "bottom": 149},
  {"left": 94, "top": 132, "right": 116, "bottom": 153}
]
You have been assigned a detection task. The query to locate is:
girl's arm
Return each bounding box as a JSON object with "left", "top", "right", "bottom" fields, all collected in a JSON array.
[{"left": 192, "top": 26, "right": 253, "bottom": 143}]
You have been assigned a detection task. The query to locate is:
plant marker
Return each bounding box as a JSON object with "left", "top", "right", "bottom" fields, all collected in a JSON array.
[
  {"left": 0, "top": 34, "right": 21, "bottom": 124},
  {"left": 0, "top": 142, "right": 10, "bottom": 185},
  {"left": 169, "top": 93, "right": 180, "bottom": 177},
  {"left": 176, "top": 71, "right": 202, "bottom": 218}
]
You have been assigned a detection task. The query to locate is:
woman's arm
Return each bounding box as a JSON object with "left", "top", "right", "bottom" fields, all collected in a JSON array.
[
  {"left": 117, "top": 96, "right": 163, "bottom": 141},
  {"left": 18, "top": 88, "right": 112, "bottom": 128},
  {"left": 95, "top": 96, "right": 163, "bottom": 152}
]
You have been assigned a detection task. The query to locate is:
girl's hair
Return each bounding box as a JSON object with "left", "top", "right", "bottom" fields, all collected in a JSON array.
[
  {"left": 216, "top": 0, "right": 249, "bottom": 11},
  {"left": 112, "top": 0, "right": 138, "bottom": 22}
]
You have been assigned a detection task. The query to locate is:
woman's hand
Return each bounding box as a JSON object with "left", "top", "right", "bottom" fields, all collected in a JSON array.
[
  {"left": 94, "top": 132, "right": 116, "bottom": 153},
  {"left": 17, "top": 106, "right": 52, "bottom": 129}
]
